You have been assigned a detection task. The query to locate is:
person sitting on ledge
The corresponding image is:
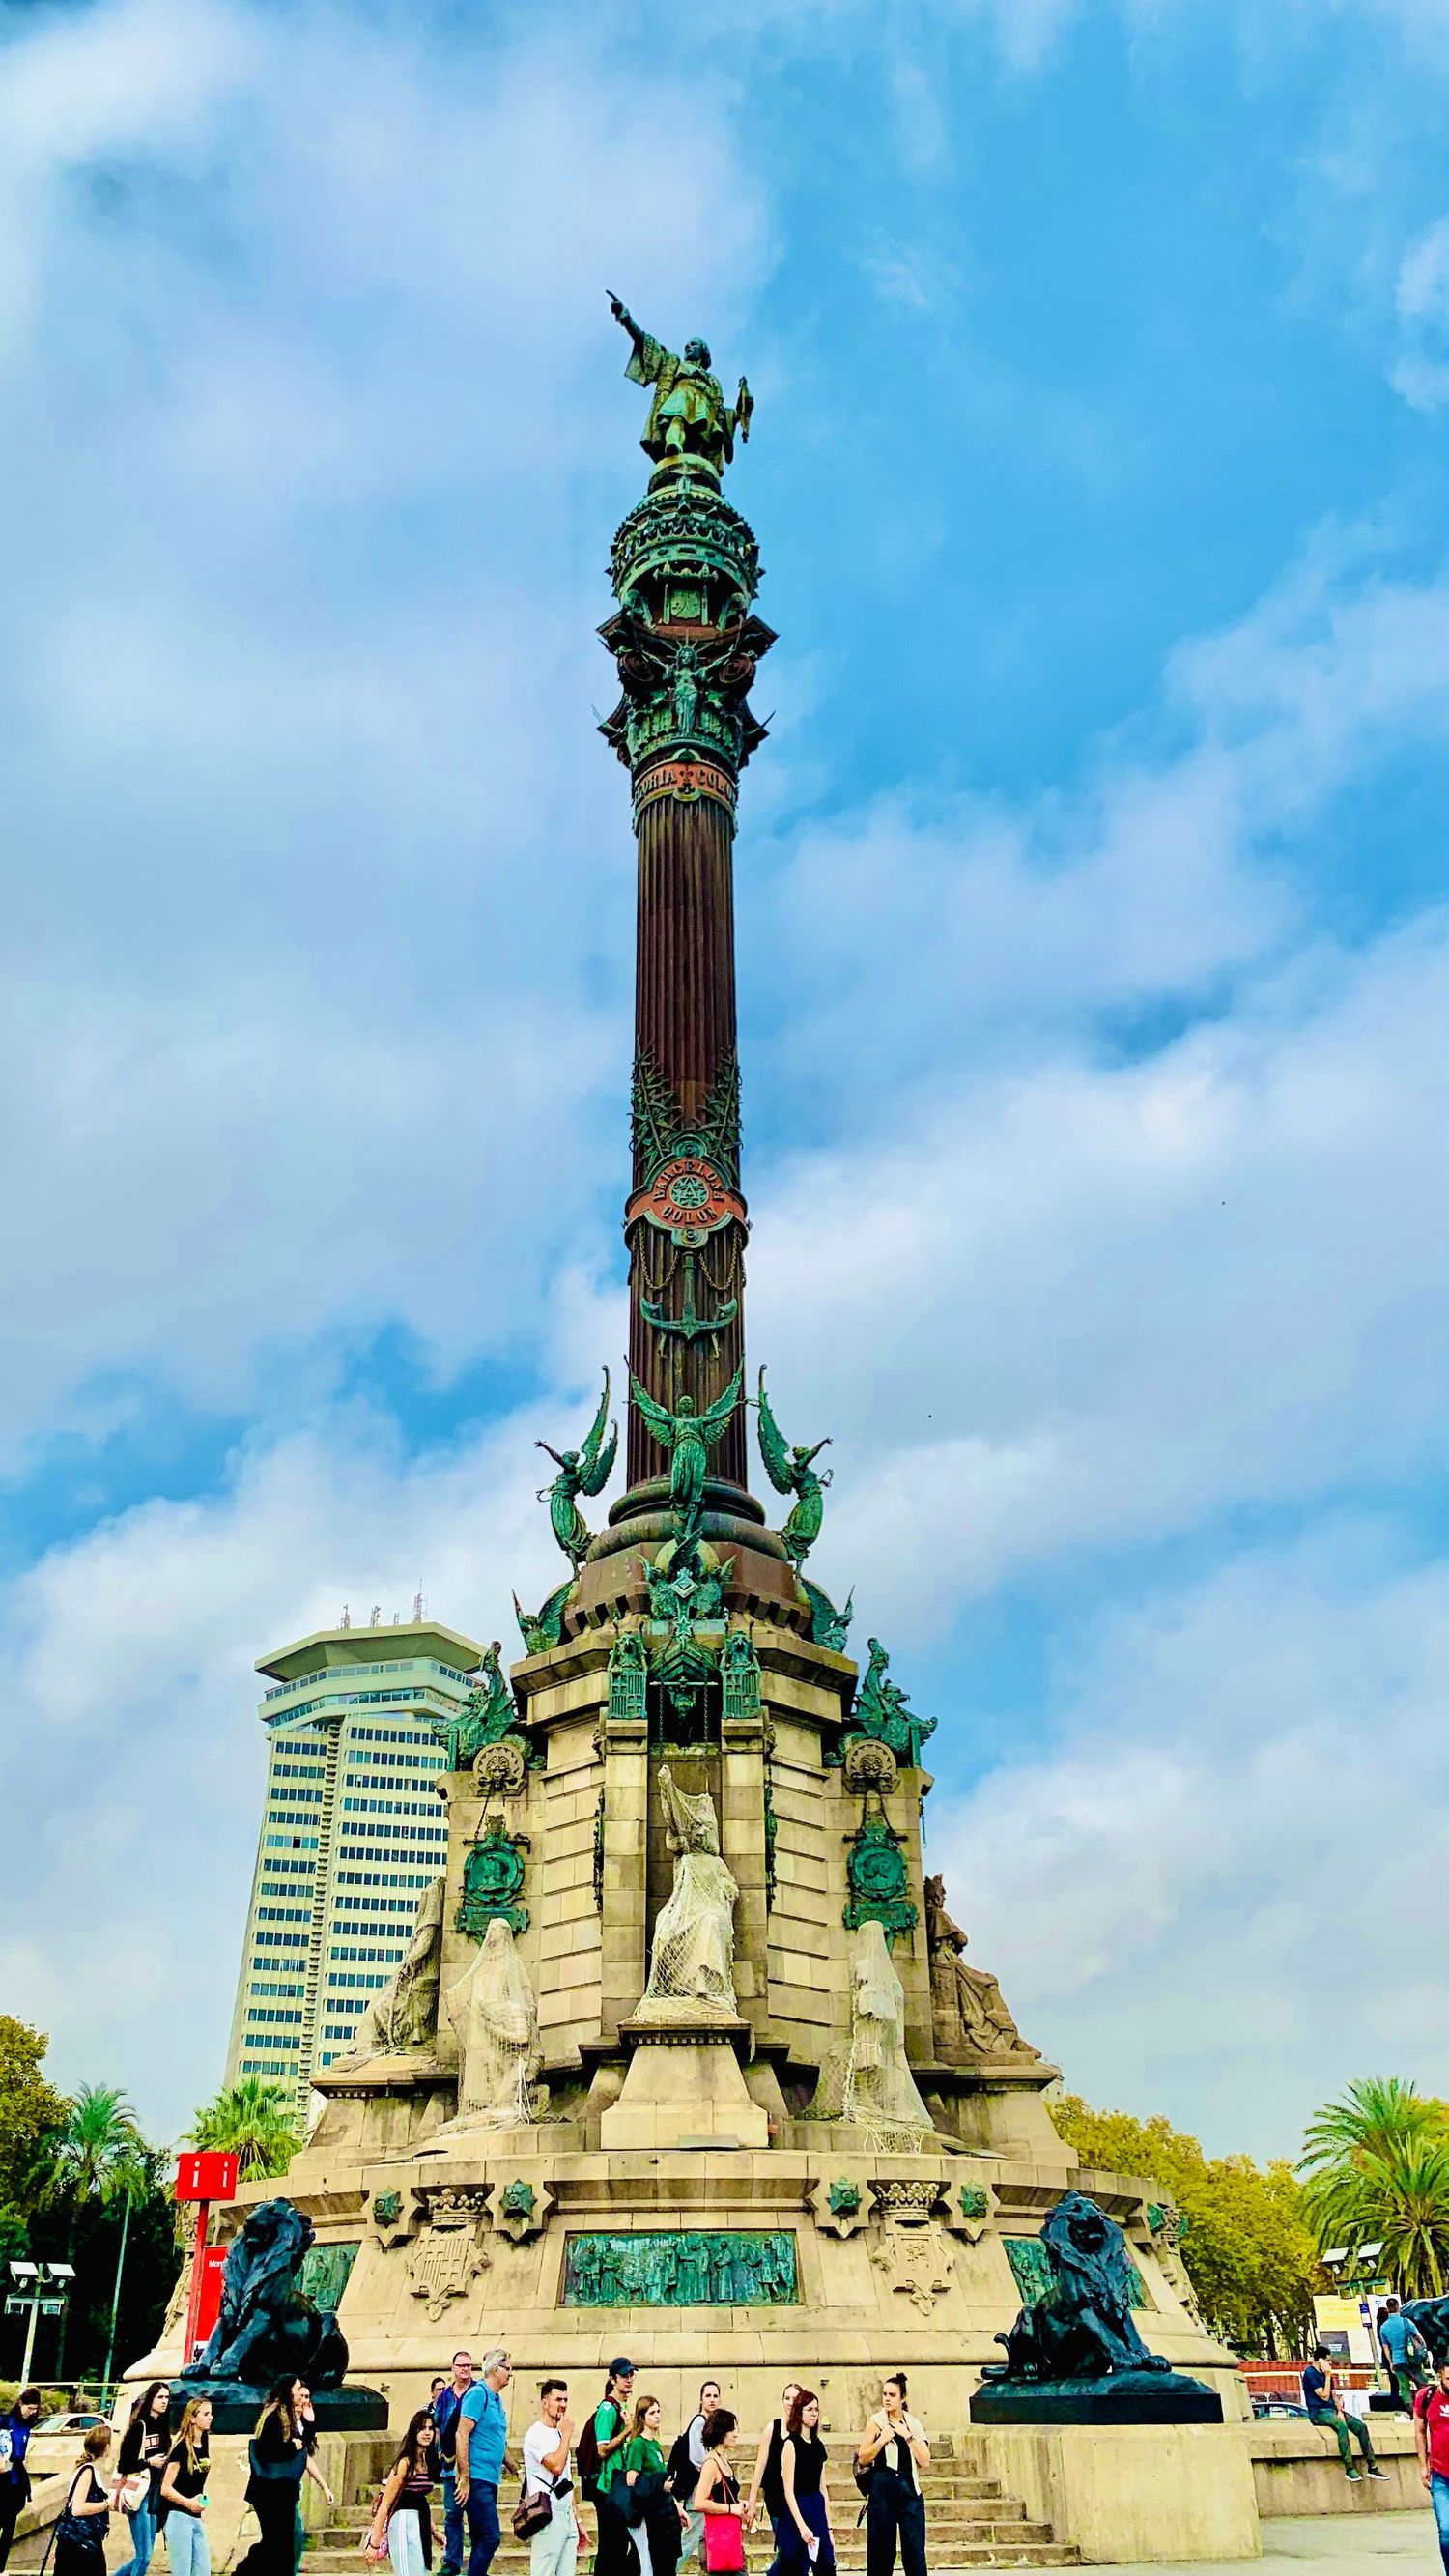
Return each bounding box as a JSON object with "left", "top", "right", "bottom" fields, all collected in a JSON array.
[{"left": 1300, "top": 2345, "right": 1388, "bottom": 2483}]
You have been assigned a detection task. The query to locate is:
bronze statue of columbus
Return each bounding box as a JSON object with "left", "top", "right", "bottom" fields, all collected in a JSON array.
[{"left": 609, "top": 293, "right": 753, "bottom": 475}]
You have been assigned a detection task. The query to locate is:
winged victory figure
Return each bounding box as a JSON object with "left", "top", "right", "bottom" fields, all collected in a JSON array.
[
  {"left": 536, "top": 1369, "right": 617, "bottom": 1568},
  {"left": 629, "top": 1365, "right": 744, "bottom": 1544},
  {"left": 755, "top": 1368, "right": 833, "bottom": 1566}
]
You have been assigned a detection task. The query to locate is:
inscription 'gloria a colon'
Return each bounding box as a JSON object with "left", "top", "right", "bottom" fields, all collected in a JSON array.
[{"left": 563, "top": 2230, "right": 798, "bottom": 2306}]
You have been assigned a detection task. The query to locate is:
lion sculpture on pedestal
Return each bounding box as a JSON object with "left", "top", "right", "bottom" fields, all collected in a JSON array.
[
  {"left": 184, "top": 2198, "right": 349, "bottom": 2389},
  {"left": 990, "top": 2191, "right": 1171, "bottom": 2383}
]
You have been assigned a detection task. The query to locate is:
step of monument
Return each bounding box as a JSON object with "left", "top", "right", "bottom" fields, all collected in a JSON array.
[
  {"left": 310, "top": 2523, "right": 1065, "bottom": 2570},
  {"left": 305, "top": 2548, "right": 1075, "bottom": 2575},
  {"left": 323, "top": 2504, "right": 1042, "bottom": 2546}
]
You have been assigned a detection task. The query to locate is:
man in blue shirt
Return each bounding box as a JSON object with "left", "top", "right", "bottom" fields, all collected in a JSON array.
[
  {"left": 455, "top": 2346, "right": 512, "bottom": 2576},
  {"left": 1379, "top": 2301, "right": 1431, "bottom": 2413},
  {"left": 432, "top": 2352, "right": 475, "bottom": 2576},
  {"left": 1300, "top": 2345, "right": 1388, "bottom": 2482}
]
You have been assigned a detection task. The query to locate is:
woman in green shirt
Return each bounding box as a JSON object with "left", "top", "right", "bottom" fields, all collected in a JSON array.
[{"left": 622, "top": 2398, "right": 681, "bottom": 2576}]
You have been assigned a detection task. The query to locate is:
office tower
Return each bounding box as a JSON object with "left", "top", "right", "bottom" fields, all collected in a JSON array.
[{"left": 222, "top": 1617, "right": 482, "bottom": 2120}]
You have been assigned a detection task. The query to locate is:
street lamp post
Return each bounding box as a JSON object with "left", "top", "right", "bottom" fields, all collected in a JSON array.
[{"left": 5, "top": 2261, "right": 75, "bottom": 2381}]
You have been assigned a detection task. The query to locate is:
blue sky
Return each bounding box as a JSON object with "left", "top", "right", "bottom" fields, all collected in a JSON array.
[{"left": 4, "top": 0, "right": 1449, "bottom": 2155}]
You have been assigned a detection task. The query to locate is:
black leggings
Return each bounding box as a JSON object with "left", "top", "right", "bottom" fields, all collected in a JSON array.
[
  {"left": 866, "top": 2473, "right": 925, "bottom": 2576},
  {"left": 237, "top": 2481, "right": 303, "bottom": 2576},
  {"left": 0, "top": 2485, "right": 23, "bottom": 2575}
]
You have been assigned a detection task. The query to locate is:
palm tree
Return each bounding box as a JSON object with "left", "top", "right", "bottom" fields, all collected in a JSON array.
[
  {"left": 1363, "top": 2135, "right": 1449, "bottom": 2298},
  {"left": 1300, "top": 2078, "right": 1449, "bottom": 2282},
  {"left": 185, "top": 2078, "right": 299, "bottom": 2183},
  {"left": 1301, "top": 2077, "right": 1443, "bottom": 2176},
  {"left": 49, "top": 2084, "right": 143, "bottom": 2374},
  {"left": 52, "top": 2082, "right": 143, "bottom": 2209}
]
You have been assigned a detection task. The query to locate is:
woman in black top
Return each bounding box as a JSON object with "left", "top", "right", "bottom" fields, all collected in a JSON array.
[
  {"left": 115, "top": 2382, "right": 172, "bottom": 2576},
  {"left": 234, "top": 2378, "right": 320, "bottom": 2576},
  {"left": 744, "top": 2382, "right": 801, "bottom": 2570},
  {"left": 693, "top": 2413, "right": 744, "bottom": 2572},
  {"left": 160, "top": 2399, "right": 213, "bottom": 2576},
  {"left": 55, "top": 2427, "right": 113, "bottom": 2576},
  {"left": 778, "top": 2392, "right": 834, "bottom": 2576}
]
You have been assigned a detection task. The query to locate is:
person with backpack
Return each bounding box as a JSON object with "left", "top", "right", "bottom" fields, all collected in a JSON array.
[
  {"left": 1415, "top": 2358, "right": 1449, "bottom": 2571},
  {"left": 114, "top": 2380, "right": 172, "bottom": 2576},
  {"left": 579, "top": 2361, "right": 635, "bottom": 2576},
  {"left": 744, "top": 2384, "right": 801, "bottom": 2571},
  {"left": 856, "top": 2374, "right": 928, "bottom": 2576},
  {"left": 433, "top": 2353, "right": 475, "bottom": 2576},
  {"left": 1380, "top": 2301, "right": 1432, "bottom": 2412},
  {"left": 521, "top": 2378, "right": 582, "bottom": 2576},
  {"left": 0, "top": 2387, "right": 41, "bottom": 2572},
  {"left": 669, "top": 2384, "right": 719, "bottom": 2565},
  {"left": 454, "top": 2349, "right": 512, "bottom": 2576},
  {"left": 54, "top": 2426, "right": 113, "bottom": 2576}
]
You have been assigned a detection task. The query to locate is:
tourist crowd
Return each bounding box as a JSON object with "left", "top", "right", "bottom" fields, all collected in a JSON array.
[{"left": 380, "top": 2352, "right": 928, "bottom": 2576}]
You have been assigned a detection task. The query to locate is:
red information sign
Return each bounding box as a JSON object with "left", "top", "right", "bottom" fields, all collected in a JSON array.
[
  {"left": 193, "top": 2245, "right": 230, "bottom": 2353},
  {"left": 175, "top": 2151, "right": 240, "bottom": 2203}
]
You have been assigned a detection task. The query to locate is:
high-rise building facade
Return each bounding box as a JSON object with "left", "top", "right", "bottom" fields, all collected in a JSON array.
[{"left": 222, "top": 1618, "right": 483, "bottom": 2118}]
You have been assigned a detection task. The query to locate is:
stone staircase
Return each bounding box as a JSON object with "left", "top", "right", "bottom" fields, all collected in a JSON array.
[{"left": 309, "top": 2440, "right": 1079, "bottom": 2573}]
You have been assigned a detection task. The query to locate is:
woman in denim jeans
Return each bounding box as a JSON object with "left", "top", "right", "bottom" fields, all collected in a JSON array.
[
  {"left": 115, "top": 2382, "right": 172, "bottom": 2576},
  {"left": 160, "top": 2400, "right": 213, "bottom": 2576}
]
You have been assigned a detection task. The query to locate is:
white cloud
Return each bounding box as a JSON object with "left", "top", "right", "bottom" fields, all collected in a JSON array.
[
  {"left": 927, "top": 1523, "right": 1449, "bottom": 2157},
  {"left": 0, "top": 1379, "right": 620, "bottom": 2136}
]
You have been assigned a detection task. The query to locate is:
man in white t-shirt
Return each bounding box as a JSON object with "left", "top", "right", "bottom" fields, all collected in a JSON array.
[{"left": 523, "top": 2381, "right": 581, "bottom": 2576}]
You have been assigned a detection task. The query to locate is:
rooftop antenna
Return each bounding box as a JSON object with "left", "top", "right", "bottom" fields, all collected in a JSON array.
[
  {"left": 370, "top": 1604, "right": 382, "bottom": 1627},
  {"left": 341, "top": 1604, "right": 351, "bottom": 1630},
  {"left": 392, "top": 1611, "right": 400, "bottom": 1623},
  {"left": 412, "top": 1587, "right": 424, "bottom": 1623}
]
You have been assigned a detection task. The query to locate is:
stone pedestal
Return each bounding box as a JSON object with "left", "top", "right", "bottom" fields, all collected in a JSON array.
[
  {"left": 979, "top": 2423, "right": 1261, "bottom": 2563},
  {"left": 599, "top": 2013, "right": 771, "bottom": 2150}
]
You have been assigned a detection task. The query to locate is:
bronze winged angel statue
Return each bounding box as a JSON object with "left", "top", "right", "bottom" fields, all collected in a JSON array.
[
  {"left": 755, "top": 1368, "right": 833, "bottom": 1565},
  {"left": 629, "top": 1365, "right": 744, "bottom": 1545},
  {"left": 536, "top": 1370, "right": 618, "bottom": 1568}
]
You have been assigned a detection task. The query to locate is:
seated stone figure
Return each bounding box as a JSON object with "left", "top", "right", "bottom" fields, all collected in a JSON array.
[
  {"left": 923, "top": 1875, "right": 1038, "bottom": 2060},
  {"left": 184, "top": 2199, "right": 348, "bottom": 2389},
  {"left": 991, "top": 2193, "right": 1170, "bottom": 2383}
]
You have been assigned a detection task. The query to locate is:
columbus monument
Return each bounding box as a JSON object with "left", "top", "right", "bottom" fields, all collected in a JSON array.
[{"left": 143, "top": 308, "right": 1258, "bottom": 2550}]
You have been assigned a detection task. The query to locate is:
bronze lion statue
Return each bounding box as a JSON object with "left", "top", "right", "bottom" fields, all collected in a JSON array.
[
  {"left": 184, "top": 2198, "right": 348, "bottom": 2389},
  {"left": 987, "top": 2191, "right": 1172, "bottom": 2383}
]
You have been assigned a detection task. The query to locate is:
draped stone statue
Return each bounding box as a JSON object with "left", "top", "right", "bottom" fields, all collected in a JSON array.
[
  {"left": 639, "top": 1767, "right": 739, "bottom": 2018},
  {"left": 444, "top": 1919, "right": 541, "bottom": 2127},
  {"left": 337, "top": 1876, "right": 444, "bottom": 2058},
  {"left": 813, "top": 1921, "right": 935, "bottom": 2146},
  {"left": 923, "top": 1874, "right": 1039, "bottom": 2062}
]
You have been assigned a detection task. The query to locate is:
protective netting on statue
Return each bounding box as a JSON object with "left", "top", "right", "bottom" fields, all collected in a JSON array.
[
  {"left": 812, "top": 1920, "right": 934, "bottom": 2149},
  {"left": 446, "top": 1918, "right": 541, "bottom": 2127},
  {"left": 639, "top": 1765, "right": 740, "bottom": 2016}
]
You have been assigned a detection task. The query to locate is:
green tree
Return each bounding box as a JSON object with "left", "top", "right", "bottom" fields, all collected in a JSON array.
[
  {"left": 48, "top": 2084, "right": 145, "bottom": 2372},
  {"left": 1299, "top": 2080, "right": 1449, "bottom": 2295},
  {"left": 1054, "top": 2095, "right": 1324, "bottom": 2355},
  {"left": 0, "top": 2016, "right": 71, "bottom": 2228},
  {"left": 52, "top": 2084, "right": 144, "bottom": 2220},
  {"left": 185, "top": 2077, "right": 299, "bottom": 2183}
]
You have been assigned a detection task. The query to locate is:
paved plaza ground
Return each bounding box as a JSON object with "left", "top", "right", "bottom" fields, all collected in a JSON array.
[{"left": 1080, "top": 2510, "right": 1436, "bottom": 2571}]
